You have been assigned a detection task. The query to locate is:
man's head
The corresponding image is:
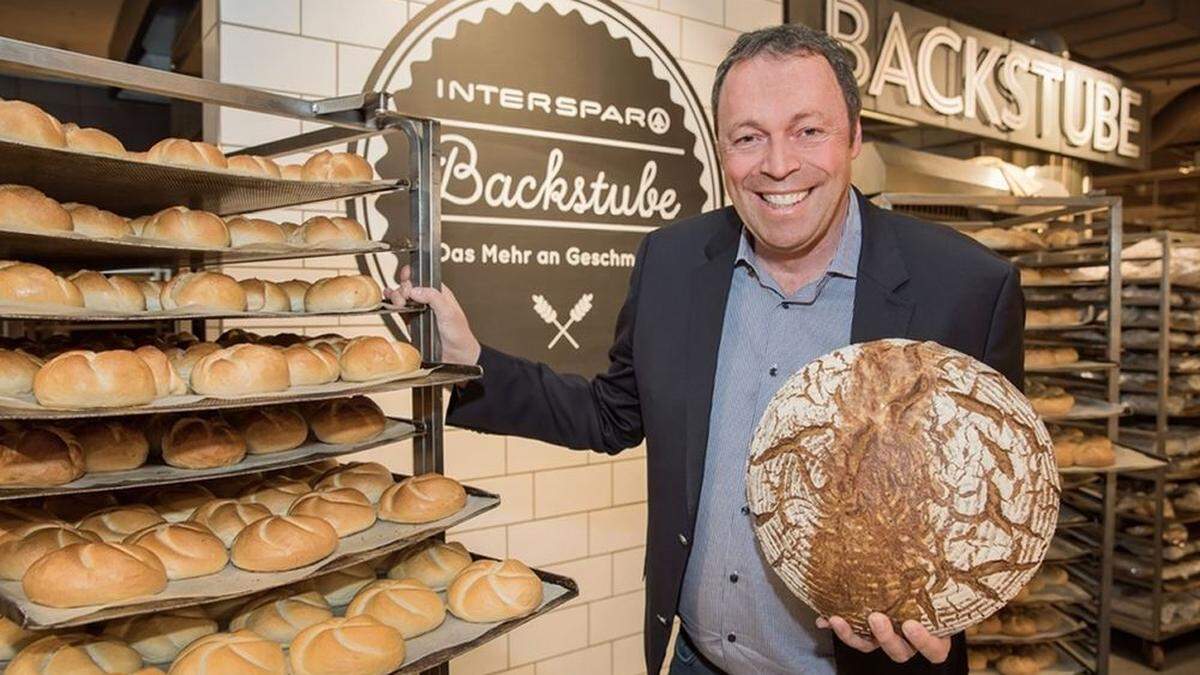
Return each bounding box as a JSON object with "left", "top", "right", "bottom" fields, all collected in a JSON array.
[{"left": 713, "top": 24, "right": 862, "bottom": 260}]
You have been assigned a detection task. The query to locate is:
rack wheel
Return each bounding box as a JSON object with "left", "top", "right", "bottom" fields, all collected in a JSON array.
[{"left": 1140, "top": 640, "right": 1165, "bottom": 670}]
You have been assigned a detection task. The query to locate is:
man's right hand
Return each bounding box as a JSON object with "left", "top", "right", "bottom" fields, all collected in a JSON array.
[{"left": 386, "top": 265, "right": 482, "bottom": 366}]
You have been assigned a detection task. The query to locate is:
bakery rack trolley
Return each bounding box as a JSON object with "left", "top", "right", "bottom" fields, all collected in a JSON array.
[
  {"left": 872, "top": 193, "right": 1163, "bottom": 675},
  {"left": 0, "top": 36, "right": 576, "bottom": 674}
]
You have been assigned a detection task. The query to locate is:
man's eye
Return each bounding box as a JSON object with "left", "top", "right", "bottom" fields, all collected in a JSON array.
[
  {"left": 735, "top": 135, "right": 756, "bottom": 145},
  {"left": 802, "top": 128, "right": 820, "bottom": 137}
]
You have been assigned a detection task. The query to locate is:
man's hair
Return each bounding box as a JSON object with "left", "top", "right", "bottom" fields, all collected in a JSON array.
[{"left": 712, "top": 23, "right": 862, "bottom": 138}]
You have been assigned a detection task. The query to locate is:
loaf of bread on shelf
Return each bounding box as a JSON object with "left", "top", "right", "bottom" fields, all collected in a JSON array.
[
  {"left": 161, "top": 271, "right": 247, "bottom": 312},
  {"left": 1022, "top": 643, "right": 1059, "bottom": 668},
  {"left": 34, "top": 349, "right": 159, "bottom": 408},
  {"left": 62, "top": 202, "right": 132, "bottom": 238},
  {"left": 0, "top": 100, "right": 65, "bottom": 148},
  {"left": 239, "top": 278, "right": 291, "bottom": 312},
  {"left": 240, "top": 475, "right": 312, "bottom": 514},
  {"left": 1051, "top": 427, "right": 1114, "bottom": 468},
  {"left": 6, "top": 633, "right": 144, "bottom": 675},
  {"left": 169, "top": 341, "right": 221, "bottom": 382},
  {"left": 229, "top": 590, "right": 333, "bottom": 643},
  {"left": 282, "top": 344, "right": 341, "bottom": 386},
  {"left": 74, "top": 419, "right": 149, "bottom": 472},
  {"left": 0, "top": 426, "right": 86, "bottom": 487},
  {"left": 189, "top": 498, "right": 271, "bottom": 547},
  {"left": 102, "top": 608, "right": 218, "bottom": 664},
  {"left": 995, "top": 654, "right": 1041, "bottom": 675},
  {"left": 0, "top": 615, "right": 36, "bottom": 661},
  {"left": 148, "top": 483, "right": 217, "bottom": 522},
  {"left": 301, "top": 150, "right": 374, "bottom": 182},
  {"left": 313, "top": 459, "right": 393, "bottom": 502},
  {"left": 289, "top": 486, "right": 377, "bottom": 536},
  {"left": 230, "top": 514, "right": 337, "bottom": 572},
  {"left": 999, "top": 609, "right": 1038, "bottom": 636},
  {"left": 307, "top": 397, "right": 388, "bottom": 447},
  {"left": 447, "top": 558, "right": 543, "bottom": 622},
  {"left": 379, "top": 473, "right": 467, "bottom": 523},
  {"left": 0, "top": 521, "right": 99, "bottom": 580},
  {"left": 190, "top": 343, "right": 290, "bottom": 396},
  {"left": 145, "top": 138, "right": 228, "bottom": 170},
  {"left": 306, "top": 562, "right": 376, "bottom": 606},
  {"left": 1025, "top": 379, "right": 1076, "bottom": 416},
  {"left": 0, "top": 260, "right": 84, "bottom": 307},
  {"left": 386, "top": 540, "right": 472, "bottom": 590},
  {"left": 306, "top": 334, "right": 349, "bottom": 357},
  {"left": 77, "top": 504, "right": 166, "bottom": 542},
  {"left": 217, "top": 328, "right": 262, "bottom": 346},
  {"left": 288, "top": 615, "right": 405, "bottom": 675},
  {"left": 62, "top": 122, "right": 126, "bottom": 157},
  {"left": 228, "top": 405, "right": 309, "bottom": 454},
  {"left": 139, "top": 206, "right": 231, "bottom": 248},
  {"left": 279, "top": 279, "right": 311, "bottom": 312},
  {"left": 1044, "top": 228, "right": 1082, "bottom": 249},
  {"left": 0, "top": 348, "right": 43, "bottom": 396},
  {"left": 41, "top": 490, "right": 117, "bottom": 523},
  {"left": 281, "top": 164, "right": 304, "bottom": 180},
  {"left": 346, "top": 578, "right": 445, "bottom": 638},
  {"left": 304, "top": 274, "right": 383, "bottom": 312},
  {"left": 1024, "top": 307, "right": 1082, "bottom": 328},
  {"left": 0, "top": 184, "right": 72, "bottom": 233},
  {"left": 0, "top": 501, "right": 48, "bottom": 537},
  {"left": 292, "top": 215, "right": 368, "bottom": 246},
  {"left": 226, "top": 154, "right": 282, "bottom": 179},
  {"left": 338, "top": 336, "right": 421, "bottom": 381},
  {"left": 968, "top": 227, "right": 1045, "bottom": 251},
  {"left": 139, "top": 279, "right": 163, "bottom": 311},
  {"left": 167, "top": 630, "right": 287, "bottom": 675},
  {"left": 1023, "top": 346, "right": 1080, "bottom": 369},
  {"left": 287, "top": 458, "right": 340, "bottom": 485},
  {"left": 225, "top": 216, "right": 287, "bottom": 247},
  {"left": 125, "top": 521, "right": 228, "bottom": 579},
  {"left": 22, "top": 541, "right": 168, "bottom": 607},
  {"left": 161, "top": 416, "right": 248, "bottom": 469}
]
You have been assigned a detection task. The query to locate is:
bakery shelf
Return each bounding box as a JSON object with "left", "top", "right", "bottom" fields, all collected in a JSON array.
[
  {"left": 1041, "top": 398, "right": 1128, "bottom": 422},
  {"left": 0, "top": 417, "right": 417, "bottom": 501},
  {"left": 1010, "top": 581, "right": 1094, "bottom": 606},
  {"left": 1058, "top": 446, "right": 1165, "bottom": 475},
  {"left": 970, "top": 645, "right": 1086, "bottom": 675},
  {"left": 967, "top": 608, "right": 1087, "bottom": 645},
  {"left": 1027, "top": 361, "right": 1118, "bottom": 375},
  {"left": 1012, "top": 247, "right": 1110, "bottom": 268},
  {"left": 0, "top": 303, "right": 422, "bottom": 324}
]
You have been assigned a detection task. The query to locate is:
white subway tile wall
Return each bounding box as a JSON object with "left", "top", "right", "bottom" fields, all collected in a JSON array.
[{"left": 209, "top": 2, "right": 781, "bottom": 673}]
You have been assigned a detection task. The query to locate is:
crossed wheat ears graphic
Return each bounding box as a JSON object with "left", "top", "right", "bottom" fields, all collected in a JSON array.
[{"left": 532, "top": 294, "right": 593, "bottom": 349}]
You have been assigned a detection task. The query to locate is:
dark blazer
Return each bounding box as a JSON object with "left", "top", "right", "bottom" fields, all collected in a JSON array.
[{"left": 448, "top": 190, "right": 1025, "bottom": 675}]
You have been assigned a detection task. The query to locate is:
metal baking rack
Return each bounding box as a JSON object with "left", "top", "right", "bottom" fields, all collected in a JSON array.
[
  {"left": 873, "top": 193, "right": 1165, "bottom": 675},
  {"left": 0, "top": 36, "right": 561, "bottom": 675},
  {"left": 0, "top": 303, "right": 424, "bottom": 323}
]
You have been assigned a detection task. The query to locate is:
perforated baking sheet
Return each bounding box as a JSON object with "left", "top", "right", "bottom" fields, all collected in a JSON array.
[
  {"left": 0, "top": 302, "right": 421, "bottom": 323},
  {"left": 1040, "top": 398, "right": 1127, "bottom": 422},
  {"left": 967, "top": 608, "right": 1086, "bottom": 645}
]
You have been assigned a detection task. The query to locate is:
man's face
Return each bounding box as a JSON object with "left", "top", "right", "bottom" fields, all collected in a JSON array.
[{"left": 717, "top": 53, "right": 861, "bottom": 257}]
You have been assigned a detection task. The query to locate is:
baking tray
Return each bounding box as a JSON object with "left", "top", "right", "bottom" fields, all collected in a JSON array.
[
  {"left": 1040, "top": 398, "right": 1127, "bottom": 422},
  {"left": 1009, "top": 581, "right": 1093, "bottom": 606},
  {"left": 969, "top": 653, "right": 1084, "bottom": 675},
  {"left": 0, "top": 479, "right": 502, "bottom": 629},
  {"left": 1011, "top": 247, "right": 1110, "bottom": 268},
  {"left": 0, "top": 363, "right": 481, "bottom": 420},
  {"left": 1025, "top": 306, "right": 1098, "bottom": 332},
  {"left": 1057, "top": 445, "right": 1165, "bottom": 475},
  {"left": 0, "top": 302, "right": 421, "bottom": 323},
  {"left": 0, "top": 417, "right": 417, "bottom": 501},
  {"left": 967, "top": 608, "right": 1086, "bottom": 645},
  {"left": 1026, "top": 360, "right": 1116, "bottom": 375},
  {"left": 1045, "top": 537, "right": 1090, "bottom": 564},
  {"left": 0, "top": 138, "right": 406, "bottom": 216}
]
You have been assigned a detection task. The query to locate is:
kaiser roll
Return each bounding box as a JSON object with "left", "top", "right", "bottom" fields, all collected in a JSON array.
[
  {"left": 287, "top": 458, "right": 339, "bottom": 485},
  {"left": 34, "top": 349, "right": 157, "bottom": 408},
  {"left": 228, "top": 590, "right": 332, "bottom": 643},
  {"left": 447, "top": 558, "right": 543, "bottom": 622},
  {"left": 288, "top": 615, "right": 404, "bottom": 675},
  {"left": 68, "top": 271, "right": 146, "bottom": 312},
  {"left": 230, "top": 514, "right": 337, "bottom": 572},
  {"left": 190, "top": 344, "right": 289, "bottom": 397},
  {"left": 102, "top": 610, "right": 218, "bottom": 663},
  {"left": 170, "top": 342, "right": 220, "bottom": 382},
  {"left": 346, "top": 578, "right": 444, "bottom": 638},
  {"left": 0, "top": 426, "right": 85, "bottom": 487},
  {"left": 239, "top": 279, "right": 290, "bottom": 312},
  {"left": 161, "top": 417, "right": 247, "bottom": 469},
  {"left": 0, "top": 521, "right": 99, "bottom": 580},
  {"left": 0, "top": 348, "right": 43, "bottom": 396},
  {"left": 387, "top": 540, "right": 472, "bottom": 590},
  {"left": 6, "top": 633, "right": 143, "bottom": 675},
  {"left": 227, "top": 217, "right": 286, "bottom": 247},
  {"left": 62, "top": 123, "right": 126, "bottom": 157},
  {"left": 42, "top": 491, "right": 117, "bottom": 523},
  {"left": 0, "top": 100, "right": 65, "bottom": 148},
  {"left": 217, "top": 328, "right": 261, "bottom": 346},
  {"left": 306, "top": 562, "right": 376, "bottom": 606},
  {"left": 279, "top": 279, "right": 311, "bottom": 312},
  {"left": 140, "top": 279, "right": 164, "bottom": 311},
  {"left": 0, "top": 260, "right": 84, "bottom": 307},
  {"left": 281, "top": 164, "right": 304, "bottom": 180},
  {"left": 125, "top": 521, "right": 228, "bottom": 579},
  {"left": 148, "top": 483, "right": 217, "bottom": 522},
  {"left": 0, "top": 615, "right": 36, "bottom": 660},
  {"left": 62, "top": 202, "right": 132, "bottom": 238},
  {"left": 167, "top": 630, "right": 286, "bottom": 675},
  {"left": 996, "top": 654, "right": 1040, "bottom": 675},
  {"left": 379, "top": 473, "right": 466, "bottom": 523},
  {"left": 139, "top": 207, "right": 230, "bottom": 248},
  {"left": 145, "top": 138, "right": 228, "bottom": 170},
  {"left": 74, "top": 419, "right": 149, "bottom": 472},
  {"left": 292, "top": 215, "right": 368, "bottom": 246},
  {"left": 300, "top": 151, "right": 374, "bottom": 182},
  {"left": 338, "top": 337, "right": 421, "bottom": 382},
  {"left": 22, "top": 541, "right": 167, "bottom": 607},
  {"left": 0, "top": 184, "right": 72, "bottom": 232},
  {"left": 314, "top": 460, "right": 393, "bottom": 502},
  {"left": 282, "top": 344, "right": 340, "bottom": 386},
  {"left": 228, "top": 406, "right": 308, "bottom": 454},
  {"left": 289, "top": 487, "right": 377, "bottom": 536},
  {"left": 77, "top": 504, "right": 166, "bottom": 542},
  {"left": 240, "top": 475, "right": 312, "bottom": 514},
  {"left": 189, "top": 498, "right": 271, "bottom": 547},
  {"left": 135, "top": 345, "right": 188, "bottom": 397},
  {"left": 160, "top": 271, "right": 247, "bottom": 311},
  {"left": 304, "top": 275, "right": 382, "bottom": 313},
  {"left": 226, "top": 155, "right": 281, "bottom": 179}
]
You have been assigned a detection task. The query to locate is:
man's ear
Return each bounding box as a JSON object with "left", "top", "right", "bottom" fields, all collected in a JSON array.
[{"left": 849, "top": 118, "right": 862, "bottom": 159}]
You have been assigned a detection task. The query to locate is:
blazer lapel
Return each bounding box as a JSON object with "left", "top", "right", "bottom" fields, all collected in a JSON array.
[
  {"left": 851, "top": 194, "right": 915, "bottom": 342},
  {"left": 684, "top": 208, "right": 741, "bottom": 523}
]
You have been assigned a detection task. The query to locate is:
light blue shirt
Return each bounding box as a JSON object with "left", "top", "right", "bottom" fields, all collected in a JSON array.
[{"left": 677, "top": 193, "right": 862, "bottom": 674}]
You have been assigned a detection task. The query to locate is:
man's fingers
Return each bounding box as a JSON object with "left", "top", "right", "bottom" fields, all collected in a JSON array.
[
  {"left": 868, "top": 613, "right": 915, "bottom": 663},
  {"left": 815, "top": 617, "right": 830, "bottom": 629},
  {"left": 901, "top": 621, "right": 950, "bottom": 664},
  {"left": 399, "top": 265, "right": 412, "bottom": 284},
  {"left": 827, "top": 617, "right": 877, "bottom": 653}
]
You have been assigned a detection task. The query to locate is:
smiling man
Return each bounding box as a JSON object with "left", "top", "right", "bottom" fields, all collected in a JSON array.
[{"left": 392, "top": 23, "right": 1023, "bottom": 675}]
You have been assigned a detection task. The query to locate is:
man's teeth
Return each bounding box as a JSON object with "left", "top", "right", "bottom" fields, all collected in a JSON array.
[{"left": 761, "top": 190, "right": 809, "bottom": 207}]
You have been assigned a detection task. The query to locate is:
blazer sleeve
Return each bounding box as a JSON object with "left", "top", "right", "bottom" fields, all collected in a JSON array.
[
  {"left": 445, "top": 235, "right": 649, "bottom": 455},
  {"left": 983, "top": 264, "right": 1025, "bottom": 390}
]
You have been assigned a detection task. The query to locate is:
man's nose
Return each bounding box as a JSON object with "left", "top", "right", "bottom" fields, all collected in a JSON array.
[{"left": 759, "top": 137, "right": 801, "bottom": 181}]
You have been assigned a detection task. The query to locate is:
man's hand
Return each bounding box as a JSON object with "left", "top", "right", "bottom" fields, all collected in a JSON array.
[
  {"left": 816, "top": 613, "right": 951, "bottom": 664},
  {"left": 386, "top": 265, "right": 482, "bottom": 366}
]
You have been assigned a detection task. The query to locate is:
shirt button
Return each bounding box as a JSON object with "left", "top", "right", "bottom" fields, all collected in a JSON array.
[
  {"left": 768, "top": 365, "right": 778, "bottom": 377},
  {"left": 727, "top": 633, "right": 737, "bottom": 643},
  {"left": 781, "top": 302, "right": 790, "bottom": 309},
  {"left": 678, "top": 533, "right": 689, "bottom": 546},
  {"left": 741, "top": 505, "right": 750, "bottom": 515},
  {"left": 729, "top": 573, "right": 739, "bottom": 583}
]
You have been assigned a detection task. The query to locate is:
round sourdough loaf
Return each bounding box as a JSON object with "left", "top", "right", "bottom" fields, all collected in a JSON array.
[
  {"left": 124, "top": 521, "right": 228, "bottom": 579},
  {"left": 386, "top": 540, "right": 472, "bottom": 590},
  {"left": 346, "top": 578, "right": 445, "bottom": 638},
  {"left": 228, "top": 406, "right": 308, "bottom": 454},
  {"left": 62, "top": 202, "right": 132, "bottom": 238},
  {"left": 74, "top": 419, "right": 149, "bottom": 472},
  {"left": 190, "top": 344, "right": 289, "bottom": 397},
  {"left": 0, "top": 260, "right": 83, "bottom": 307},
  {"left": 189, "top": 498, "right": 271, "bottom": 547},
  {"left": 230, "top": 514, "right": 337, "bottom": 572},
  {"left": 6, "top": 633, "right": 143, "bottom": 675},
  {"left": 0, "top": 426, "right": 85, "bottom": 487},
  {"left": 226, "top": 217, "right": 286, "bottom": 247},
  {"left": 68, "top": 271, "right": 146, "bottom": 312},
  {"left": 338, "top": 337, "right": 421, "bottom": 382},
  {"left": 288, "top": 616, "right": 404, "bottom": 675},
  {"left": 303, "top": 275, "right": 382, "bottom": 312},
  {"left": 135, "top": 345, "right": 188, "bottom": 397},
  {"left": 279, "top": 279, "right": 311, "bottom": 312},
  {"left": 22, "top": 541, "right": 168, "bottom": 607},
  {"left": 300, "top": 151, "right": 374, "bottom": 182},
  {"left": 0, "top": 348, "right": 44, "bottom": 396},
  {"left": 239, "top": 475, "right": 312, "bottom": 514},
  {"left": 145, "top": 138, "right": 228, "bottom": 170},
  {"left": 0, "top": 521, "right": 99, "bottom": 580},
  {"left": 226, "top": 155, "right": 281, "bottom": 179},
  {"left": 289, "top": 487, "right": 376, "bottom": 536},
  {"left": 34, "top": 349, "right": 158, "bottom": 408},
  {"left": 229, "top": 590, "right": 332, "bottom": 643},
  {"left": 161, "top": 416, "right": 247, "bottom": 469},
  {"left": 313, "top": 459, "right": 393, "bottom": 502},
  {"left": 160, "top": 271, "right": 246, "bottom": 311},
  {"left": 102, "top": 609, "right": 218, "bottom": 663},
  {"left": 746, "top": 339, "right": 1060, "bottom": 636},
  {"left": 139, "top": 206, "right": 230, "bottom": 248},
  {"left": 148, "top": 483, "right": 216, "bottom": 522},
  {"left": 77, "top": 504, "right": 165, "bottom": 542},
  {"left": 239, "top": 279, "right": 290, "bottom": 312},
  {"left": 378, "top": 473, "right": 466, "bottom": 523},
  {"left": 282, "top": 344, "right": 340, "bottom": 386},
  {"left": 447, "top": 559, "right": 542, "bottom": 622},
  {"left": 62, "top": 123, "right": 126, "bottom": 157},
  {"left": 292, "top": 215, "right": 368, "bottom": 246},
  {"left": 0, "top": 184, "right": 72, "bottom": 232},
  {"left": 305, "top": 562, "right": 375, "bottom": 606},
  {"left": 0, "top": 100, "right": 65, "bottom": 148},
  {"left": 167, "top": 630, "right": 286, "bottom": 675}
]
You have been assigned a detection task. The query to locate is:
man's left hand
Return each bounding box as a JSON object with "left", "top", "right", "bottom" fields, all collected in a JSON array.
[{"left": 816, "top": 613, "right": 951, "bottom": 664}]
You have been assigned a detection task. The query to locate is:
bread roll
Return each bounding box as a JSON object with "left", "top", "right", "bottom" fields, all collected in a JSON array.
[
  {"left": 387, "top": 540, "right": 472, "bottom": 590},
  {"left": 23, "top": 541, "right": 167, "bottom": 607},
  {"left": 0, "top": 502, "right": 49, "bottom": 537},
  {"left": 228, "top": 406, "right": 308, "bottom": 454},
  {"left": 281, "top": 164, "right": 304, "bottom": 180},
  {"left": 307, "top": 562, "right": 376, "bottom": 606},
  {"left": 447, "top": 559, "right": 543, "bottom": 622},
  {"left": 1029, "top": 607, "right": 1058, "bottom": 632},
  {"left": 314, "top": 460, "right": 393, "bottom": 502},
  {"left": 228, "top": 590, "right": 332, "bottom": 643},
  {"left": 140, "top": 206, "right": 230, "bottom": 248},
  {"left": 996, "top": 654, "right": 1040, "bottom": 675},
  {"left": 0, "top": 348, "right": 43, "bottom": 396},
  {"left": 0, "top": 615, "right": 36, "bottom": 660},
  {"left": 102, "top": 610, "right": 218, "bottom": 663},
  {"left": 306, "top": 335, "right": 348, "bottom": 358},
  {"left": 240, "top": 475, "right": 312, "bottom": 514},
  {"left": 967, "top": 649, "right": 989, "bottom": 670},
  {"left": 78, "top": 504, "right": 166, "bottom": 542},
  {"left": 63, "top": 123, "right": 126, "bottom": 157},
  {"left": 74, "top": 419, "right": 150, "bottom": 472},
  {"left": 230, "top": 514, "right": 337, "bottom": 572},
  {"left": 1000, "top": 611, "right": 1038, "bottom": 637},
  {"left": 62, "top": 202, "right": 132, "bottom": 238},
  {"left": 160, "top": 271, "right": 246, "bottom": 312},
  {"left": 149, "top": 483, "right": 216, "bottom": 522},
  {"left": 338, "top": 337, "right": 421, "bottom": 382},
  {"left": 7, "top": 633, "right": 143, "bottom": 675},
  {"left": 0, "top": 260, "right": 84, "bottom": 307},
  {"left": 288, "top": 615, "right": 404, "bottom": 675},
  {"left": 347, "top": 578, "right": 444, "bottom": 638},
  {"left": 0, "top": 521, "right": 99, "bottom": 580},
  {"left": 0, "top": 100, "right": 65, "bottom": 147},
  {"left": 140, "top": 279, "right": 163, "bottom": 311},
  {"left": 282, "top": 344, "right": 341, "bottom": 386},
  {"left": 289, "top": 487, "right": 377, "bottom": 536},
  {"left": 41, "top": 490, "right": 117, "bottom": 523},
  {"left": 237, "top": 279, "right": 289, "bottom": 313},
  {"left": 226, "top": 155, "right": 281, "bottom": 179},
  {"left": 217, "top": 328, "right": 261, "bottom": 346},
  {"left": 168, "top": 630, "right": 286, "bottom": 675},
  {"left": 161, "top": 416, "right": 248, "bottom": 469},
  {"left": 292, "top": 215, "right": 368, "bottom": 246},
  {"left": 170, "top": 342, "right": 220, "bottom": 382},
  {"left": 135, "top": 345, "right": 188, "bottom": 397},
  {"left": 303, "top": 275, "right": 382, "bottom": 313},
  {"left": 287, "top": 458, "right": 340, "bottom": 485},
  {"left": 190, "top": 344, "right": 289, "bottom": 397},
  {"left": 125, "top": 521, "right": 228, "bottom": 579},
  {"left": 301, "top": 151, "right": 374, "bottom": 182},
  {"left": 1023, "top": 643, "right": 1059, "bottom": 668},
  {"left": 189, "top": 498, "right": 271, "bottom": 547},
  {"left": 379, "top": 473, "right": 466, "bottom": 523},
  {"left": 227, "top": 217, "right": 287, "bottom": 247},
  {"left": 0, "top": 426, "right": 86, "bottom": 486},
  {"left": 145, "top": 138, "right": 228, "bottom": 170},
  {"left": 34, "top": 349, "right": 157, "bottom": 408},
  {"left": 279, "top": 279, "right": 311, "bottom": 312},
  {"left": 1076, "top": 435, "right": 1116, "bottom": 467},
  {"left": 0, "top": 184, "right": 72, "bottom": 233}
]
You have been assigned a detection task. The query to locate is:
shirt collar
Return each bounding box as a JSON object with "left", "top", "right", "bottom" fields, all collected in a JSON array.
[{"left": 736, "top": 189, "right": 862, "bottom": 280}]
